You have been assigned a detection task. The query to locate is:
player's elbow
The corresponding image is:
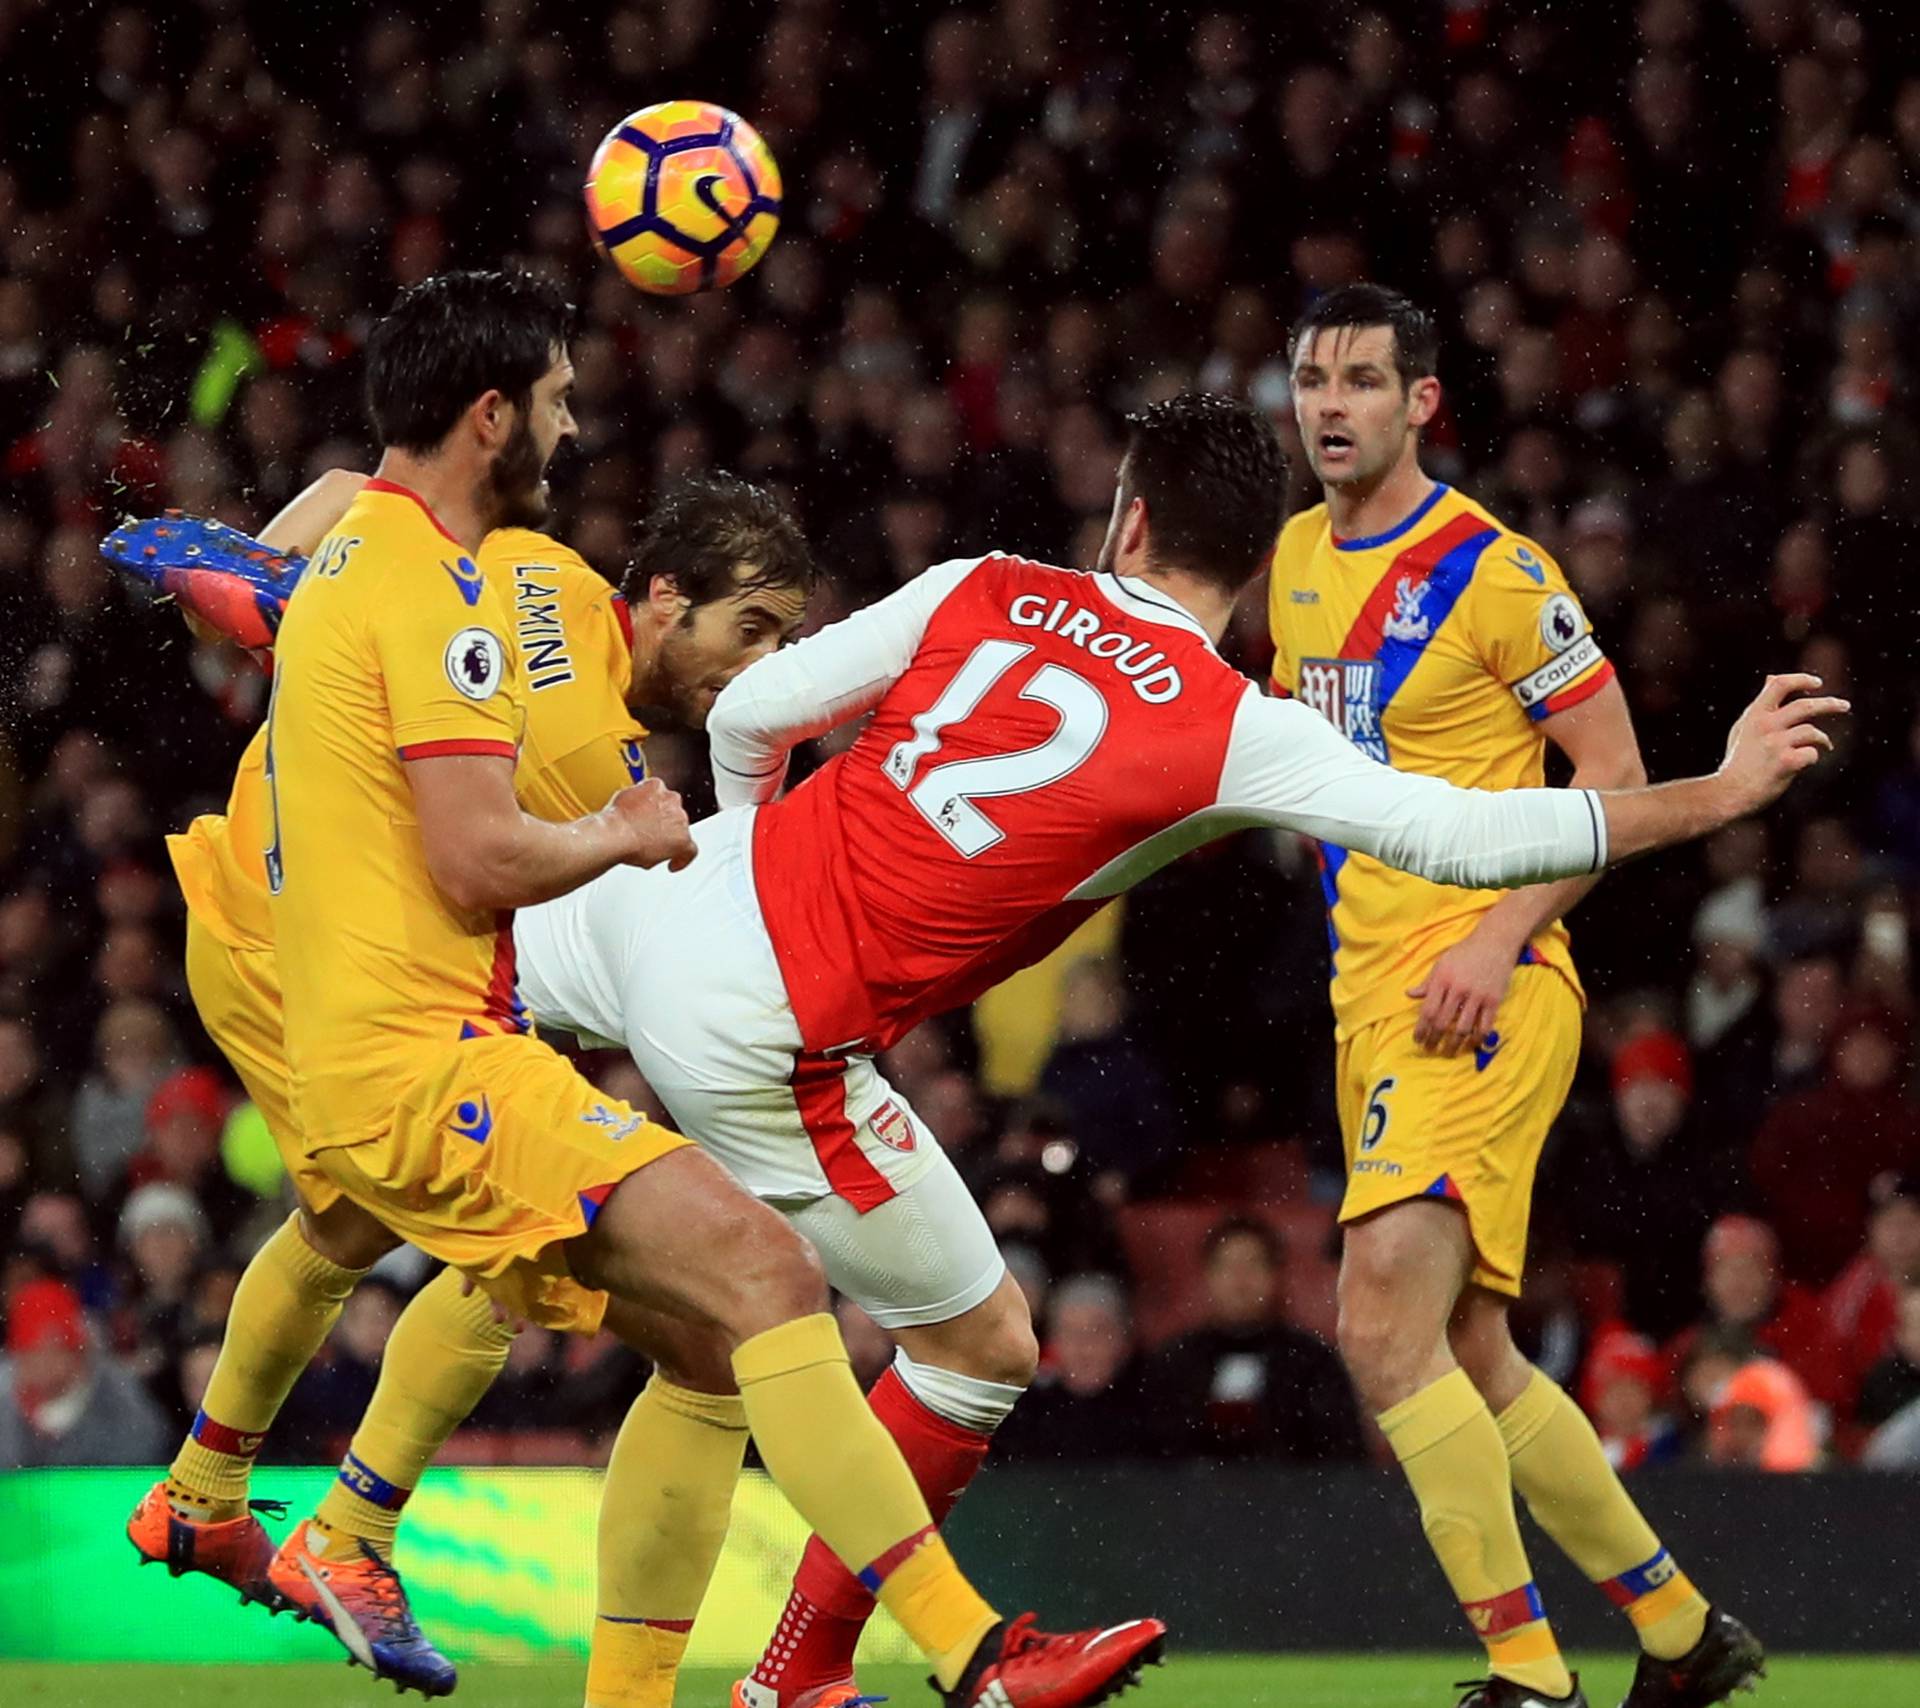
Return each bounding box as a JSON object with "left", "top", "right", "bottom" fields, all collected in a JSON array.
[
  {"left": 705, "top": 687, "right": 753, "bottom": 758},
  {"left": 1575, "top": 747, "right": 1647, "bottom": 791},
  {"left": 425, "top": 853, "right": 494, "bottom": 914},
  {"left": 422, "top": 831, "right": 515, "bottom": 914}
]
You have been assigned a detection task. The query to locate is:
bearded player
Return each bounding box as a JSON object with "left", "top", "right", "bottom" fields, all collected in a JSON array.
[
  {"left": 1269, "top": 285, "right": 1765, "bottom": 1708},
  {"left": 130, "top": 269, "right": 1166, "bottom": 1708},
  {"left": 514, "top": 394, "right": 1834, "bottom": 1708},
  {"left": 125, "top": 468, "right": 813, "bottom": 1698}
]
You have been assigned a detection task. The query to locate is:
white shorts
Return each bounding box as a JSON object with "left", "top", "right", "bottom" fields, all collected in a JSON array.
[{"left": 515, "top": 809, "right": 1005, "bottom": 1329}]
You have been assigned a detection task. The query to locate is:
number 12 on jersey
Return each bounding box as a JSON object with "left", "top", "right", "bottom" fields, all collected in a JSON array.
[{"left": 884, "top": 639, "right": 1109, "bottom": 856}]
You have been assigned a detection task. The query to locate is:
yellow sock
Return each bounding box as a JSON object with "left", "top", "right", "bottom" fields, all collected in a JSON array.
[
  {"left": 586, "top": 1376, "right": 749, "bottom": 1708},
  {"left": 1498, "top": 1368, "right": 1709, "bottom": 1661},
  {"left": 168, "top": 1213, "right": 366, "bottom": 1521},
  {"left": 733, "top": 1314, "right": 999, "bottom": 1690},
  {"left": 309, "top": 1267, "right": 513, "bottom": 1562},
  {"left": 1380, "top": 1368, "right": 1573, "bottom": 1699}
]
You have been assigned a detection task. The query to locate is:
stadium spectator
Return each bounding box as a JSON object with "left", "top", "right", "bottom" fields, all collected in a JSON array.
[
  {"left": 67, "top": 997, "right": 180, "bottom": 1205},
  {"left": 1140, "top": 1217, "right": 1362, "bottom": 1461},
  {"left": 274, "top": 1277, "right": 406, "bottom": 1462},
  {"left": 1663, "top": 1216, "right": 1844, "bottom": 1413},
  {"left": 1580, "top": 1325, "right": 1682, "bottom": 1473},
  {"left": 12, "top": 1190, "right": 114, "bottom": 1312},
  {"left": 1827, "top": 1171, "right": 1920, "bottom": 1403},
  {"left": 995, "top": 1274, "right": 1146, "bottom": 1462},
  {"left": 1567, "top": 1029, "right": 1727, "bottom": 1339},
  {"left": 117, "top": 1066, "right": 254, "bottom": 1243},
  {"left": 113, "top": 1180, "right": 208, "bottom": 1400},
  {"left": 0, "top": 1276, "right": 167, "bottom": 1468},
  {"left": 1748, "top": 1017, "right": 1920, "bottom": 1286},
  {"left": 1036, "top": 957, "right": 1178, "bottom": 1195},
  {"left": 1855, "top": 1285, "right": 1920, "bottom": 1433},
  {"left": 1704, "top": 1358, "right": 1824, "bottom": 1473}
]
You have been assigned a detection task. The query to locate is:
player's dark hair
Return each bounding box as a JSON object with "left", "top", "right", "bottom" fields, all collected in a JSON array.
[
  {"left": 364, "top": 269, "right": 576, "bottom": 453},
  {"left": 622, "top": 473, "right": 816, "bottom": 608},
  {"left": 1289, "top": 283, "right": 1439, "bottom": 388},
  {"left": 1117, "top": 392, "right": 1287, "bottom": 595},
  {"left": 1203, "top": 1214, "right": 1284, "bottom": 1269}
]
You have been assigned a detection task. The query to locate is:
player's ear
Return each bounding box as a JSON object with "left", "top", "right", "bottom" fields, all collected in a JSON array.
[
  {"left": 1122, "top": 495, "right": 1150, "bottom": 558},
  {"left": 470, "top": 387, "right": 513, "bottom": 450},
  {"left": 648, "top": 572, "right": 692, "bottom": 624},
  {"left": 1406, "top": 374, "right": 1442, "bottom": 430}
]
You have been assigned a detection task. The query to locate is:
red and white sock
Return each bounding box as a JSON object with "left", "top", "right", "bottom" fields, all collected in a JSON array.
[{"left": 749, "top": 1354, "right": 1020, "bottom": 1700}]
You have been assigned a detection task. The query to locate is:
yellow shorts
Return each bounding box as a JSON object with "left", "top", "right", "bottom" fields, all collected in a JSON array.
[
  {"left": 1335, "top": 964, "right": 1581, "bottom": 1296},
  {"left": 308, "top": 1031, "right": 691, "bottom": 1335},
  {"left": 184, "top": 911, "right": 342, "bottom": 1215}
]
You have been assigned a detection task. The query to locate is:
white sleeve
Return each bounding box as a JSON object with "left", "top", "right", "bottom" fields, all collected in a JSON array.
[
  {"left": 707, "top": 555, "right": 986, "bottom": 808},
  {"left": 1220, "top": 690, "right": 1609, "bottom": 885}
]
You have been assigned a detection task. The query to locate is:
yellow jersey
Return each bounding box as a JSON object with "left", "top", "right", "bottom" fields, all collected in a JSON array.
[
  {"left": 169, "top": 526, "right": 647, "bottom": 960},
  {"left": 492, "top": 527, "right": 650, "bottom": 820},
  {"left": 1267, "top": 482, "right": 1614, "bottom": 1040}
]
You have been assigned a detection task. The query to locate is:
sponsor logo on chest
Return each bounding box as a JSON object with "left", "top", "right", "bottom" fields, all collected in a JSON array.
[{"left": 1298, "top": 657, "right": 1386, "bottom": 761}]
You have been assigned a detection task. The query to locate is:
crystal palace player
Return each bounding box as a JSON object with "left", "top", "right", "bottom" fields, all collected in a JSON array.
[
  {"left": 1271, "top": 285, "right": 1766, "bottom": 1708},
  {"left": 513, "top": 394, "right": 1841, "bottom": 1708},
  {"left": 129, "top": 270, "right": 1168, "bottom": 1708}
]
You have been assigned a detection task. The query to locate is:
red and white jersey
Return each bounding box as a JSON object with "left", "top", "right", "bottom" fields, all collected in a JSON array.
[{"left": 710, "top": 553, "right": 1610, "bottom": 1058}]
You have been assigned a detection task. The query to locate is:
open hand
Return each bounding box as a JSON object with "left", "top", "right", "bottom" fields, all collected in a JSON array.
[{"left": 1719, "top": 674, "right": 1850, "bottom": 814}]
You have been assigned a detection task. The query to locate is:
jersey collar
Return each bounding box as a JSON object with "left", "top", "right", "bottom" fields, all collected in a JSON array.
[
  {"left": 363, "top": 476, "right": 461, "bottom": 546},
  {"left": 1331, "top": 481, "right": 1449, "bottom": 551},
  {"left": 1093, "top": 571, "right": 1216, "bottom": 649}
]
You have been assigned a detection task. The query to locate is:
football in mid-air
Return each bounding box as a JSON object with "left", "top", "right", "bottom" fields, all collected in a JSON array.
[{"left": 585, "top": 101, "right": 782, "bottom": 296}]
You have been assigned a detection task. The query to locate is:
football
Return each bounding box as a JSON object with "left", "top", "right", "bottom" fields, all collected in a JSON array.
[{"left": 584, "top": 100, "right": 783, "bottom": 296}]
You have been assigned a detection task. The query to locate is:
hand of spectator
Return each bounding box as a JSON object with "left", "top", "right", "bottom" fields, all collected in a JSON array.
[
  {"left": 1717, "top": 674, "right": 1850, "bottom": 815},
  {"left": 1408, "top": 923, "right": 1519, "bottom": 1054}
]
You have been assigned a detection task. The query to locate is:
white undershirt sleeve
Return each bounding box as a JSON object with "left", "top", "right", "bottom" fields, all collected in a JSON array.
[
  {"left": 706, "top": 555, "right": 986, "bottom": 808},
  {"left": 1219, "top": 689, "right": 1608, "bottom": 884}
]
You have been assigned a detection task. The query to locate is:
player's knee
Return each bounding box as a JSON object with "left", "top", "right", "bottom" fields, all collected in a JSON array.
[
  {"left": 1335, "top": 1283, "right": 1429, "bottom": 1405},
  {"left": 654, "top": 1322, "right": 740, "bottom": 1396},
  {"left": 297, "top": 1198, "right": 399, "bottom": 1270},
  {"left": 952, "top": 1299, "right": 1039, "bottom": 1389},
  {"left": 718, "top": 1209, "right": 829, "bottom": 1336},
  {"left": 1334, "top": 1298, "right": 1396, "bottom": 1390},
  {"left": 976, "top": 1287, "right": 1040, "bottom": 1388}
]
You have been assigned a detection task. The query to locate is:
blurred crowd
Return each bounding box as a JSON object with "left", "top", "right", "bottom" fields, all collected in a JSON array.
[{"left": 5, "top": 0, "right": 1920, "bottom": 1477}]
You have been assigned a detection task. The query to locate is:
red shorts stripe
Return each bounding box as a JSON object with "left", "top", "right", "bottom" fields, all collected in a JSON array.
[
  {"left": 791, "top": 1054, "right": 897, "bottom": 1214},
  {"left": 397, "top": 739, "right": 518, "bottom": 761}
]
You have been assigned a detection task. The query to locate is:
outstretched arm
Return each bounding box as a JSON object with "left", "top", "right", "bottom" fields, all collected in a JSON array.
[{"left": 1219, "top": 673, "right": 1843, "bottom": 888}]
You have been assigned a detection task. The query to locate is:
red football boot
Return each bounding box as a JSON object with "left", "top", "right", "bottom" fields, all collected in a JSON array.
[{"left": 943, "top": 1613, "right": 1167, "bottom": 1707}]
